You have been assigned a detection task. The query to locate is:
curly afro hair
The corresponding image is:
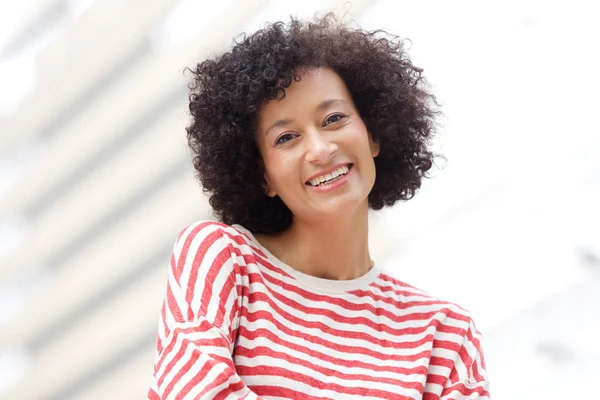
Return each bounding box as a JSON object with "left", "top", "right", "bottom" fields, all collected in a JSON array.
[{"left": 186, "top": 13, "right": 440, "bottom": 234}]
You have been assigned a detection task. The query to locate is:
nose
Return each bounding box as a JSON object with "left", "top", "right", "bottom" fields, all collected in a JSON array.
[{"left": 304, "top": 130, "right": 337, "bottom": 164}]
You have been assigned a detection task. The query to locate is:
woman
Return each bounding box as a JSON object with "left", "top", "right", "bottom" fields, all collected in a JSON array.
[{"left": 148, "top": 14, "right": 490, "bottom": 400}]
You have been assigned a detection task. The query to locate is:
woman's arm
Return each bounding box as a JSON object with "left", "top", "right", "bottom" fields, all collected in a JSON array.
[
  {"left": 438, "top": 318, "right": 490, "bottom": 400},
  {"left": 147, "top": 221, "right": 262, "bottom": 400}
]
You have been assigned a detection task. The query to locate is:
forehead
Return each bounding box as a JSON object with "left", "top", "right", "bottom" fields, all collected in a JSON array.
[{"left": 258, "top": 67, "right": 353, "bottom": 121}]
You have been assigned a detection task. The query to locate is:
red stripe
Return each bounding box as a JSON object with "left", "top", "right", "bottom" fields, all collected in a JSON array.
[
  {"left": 239, "top": 249, "right": 292, "bottom": 279},
  {"left": 432, "top": 339, "right": 462, "bottom": 353},
  {"left": 479, "top": 341, "right": 487, "bottom": 370},
  {"left": 155, "top": 335, "right": 163, "bottom": 360},
  {"left": 370, "top": 280, "right": 469, "bottom": 316},
  {"left": 226, "top": 230, "right": 269, "bottom": 259},
  {"left": 354, "top": 287, "right": 454, "bottom": 311},
  {"left": 377, "top": 273, "right": 427, "bottom": 291},
  {"left": 147, "top": 388, "right": 160, "bottom": 400},
  {"left": 223, "top": 232, "right": 293, "bottom": 279},
  {"left": 458, "top": 345, "right": 473, "bottom": 381},
  {"left": 366, "top": 281, "right": 430, "bottom": 297},
  {"left": 213, "top": 380, "right": 248, "bottom": 400},
  {"left": 425, "top": 373, "right": 447, "bottom": 387},
  {"left": 429, "top": 355, "right": 454, "bottom": 369},
  {"left": 448, "top": 366, "right": 460, "bottom": 385},
  {"left": 166, "top": 281, "right": 183, "bottom": 323},
  {"left": 196, "top": 247, "right": 231, "bottom": 317},
  {"left": 472, "top": 354, "right": 485, "bottom": 382}
]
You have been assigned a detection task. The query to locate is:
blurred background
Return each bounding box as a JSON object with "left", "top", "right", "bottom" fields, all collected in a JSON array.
[{"left": 0, "top": 0, "right": 598, "bottom": 398}]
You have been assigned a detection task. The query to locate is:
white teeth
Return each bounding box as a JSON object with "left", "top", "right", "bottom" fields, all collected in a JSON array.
[{"left": 308, "top": 165, "right": 350, "bottom": 186}]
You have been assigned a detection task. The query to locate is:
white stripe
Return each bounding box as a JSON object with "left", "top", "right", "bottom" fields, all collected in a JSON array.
[
  {"left": 157, "top": 308, "right": 168, "bottom": 349},
  {"left": 423, "top": 381, "right": 443, "bottom": 395},
  {"left": 425, "top": 363, "right": 453, "bottom": 380}
]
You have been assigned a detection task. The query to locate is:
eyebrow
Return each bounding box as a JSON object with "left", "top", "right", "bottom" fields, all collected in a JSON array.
[{"left": 263, "top": 98, "right": 349, "bottom": 136}]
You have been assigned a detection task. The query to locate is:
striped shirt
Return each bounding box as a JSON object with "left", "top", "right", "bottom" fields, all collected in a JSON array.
[{"left": 148, "top": 220, "right": 490, "bottom": 399}]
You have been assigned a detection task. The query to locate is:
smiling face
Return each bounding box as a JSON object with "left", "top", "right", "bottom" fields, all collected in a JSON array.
[{"left": 256, "top": 67, "right": 380, "bottom": 223}]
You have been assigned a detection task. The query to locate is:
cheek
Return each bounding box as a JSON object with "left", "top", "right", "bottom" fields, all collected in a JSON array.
[
  {"left": 344, "top": 120, "right": 370, "bottom": 142},
  {"left": 346, "top": 128, "right": 373, "bottom": 154},
  {"left": 263, "top": 153, "right": 296, "bottom": 186}
]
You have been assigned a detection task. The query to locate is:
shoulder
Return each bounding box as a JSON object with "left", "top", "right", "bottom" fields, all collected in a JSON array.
[
  {"left": 377, "top": 269, "right": 477, "bottom": 330},
  {"left": 377, "top": 271, "right": 488, "bottom": 378},
  {"left": 169, "top": 221, "right": 239, "bottom": 279},
  {"left": 173, "top": 220, "right": 254, "bottom": 248},
  {"left": 171, "top": 220, "right": 261, "bottom": 267}
]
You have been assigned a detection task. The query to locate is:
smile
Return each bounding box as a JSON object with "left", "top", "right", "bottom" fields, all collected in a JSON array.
[{"left": 306, "top": 164, "right": 353, "bottom": 187}]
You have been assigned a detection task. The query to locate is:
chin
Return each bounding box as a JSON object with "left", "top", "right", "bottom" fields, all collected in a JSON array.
[{"left": 313, "top": 195, "right": 368, "bottom": 218}]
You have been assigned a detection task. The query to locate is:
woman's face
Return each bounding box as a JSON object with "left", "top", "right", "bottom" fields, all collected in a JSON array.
[{"left": 256, "top": 67, "right": 380, "bottom": 222}]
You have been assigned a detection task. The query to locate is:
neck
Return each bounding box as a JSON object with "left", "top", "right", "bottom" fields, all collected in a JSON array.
[{"left": 276, "top": 201, "right": 373, "bottom": 281}]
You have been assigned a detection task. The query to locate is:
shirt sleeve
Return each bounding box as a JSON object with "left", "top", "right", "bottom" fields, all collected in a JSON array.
[
  {"left": 439, "top": 317, "right": 491, "bottom": 399},
  {"left": 147, "top": 221, "right": 262, "bottom": 400}
]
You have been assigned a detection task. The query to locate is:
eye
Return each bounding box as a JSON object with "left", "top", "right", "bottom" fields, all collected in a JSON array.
[
  {"left": 275, "top": 132, "right": 296, "bottom": 145},
  {"left": 323, "top": 113, "right": 346, "bottom": 126}
]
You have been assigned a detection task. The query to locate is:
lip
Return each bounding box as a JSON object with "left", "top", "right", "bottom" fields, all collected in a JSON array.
[{"left": 305, "top": 163, "right": 353, "bottom": 184}]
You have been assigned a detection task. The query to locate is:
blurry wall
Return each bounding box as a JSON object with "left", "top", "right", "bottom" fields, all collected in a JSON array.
[{"left": 0, "top": 0, "right": 598, "bottom": 399}]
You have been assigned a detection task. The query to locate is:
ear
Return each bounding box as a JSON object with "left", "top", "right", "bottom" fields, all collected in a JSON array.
[
  {"left": 262, "top": 176, "right": 277, "bottom": 198},
  {"left": 259, "top": 158, "right": 277, "bottom": 197},
  {"left": 369, "top": 133, "right": 380, "bottom": 158}
]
